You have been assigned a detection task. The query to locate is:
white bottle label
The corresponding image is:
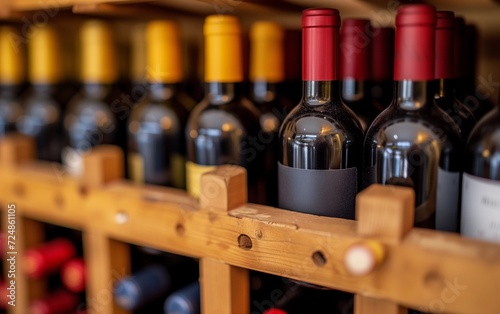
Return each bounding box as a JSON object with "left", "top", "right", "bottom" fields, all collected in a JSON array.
[
  {"left": 436, "top": 168, "right": 460, "bottom": 232},
  {"left": 461, "top": 173, "right": 500, "bottom": 243}
]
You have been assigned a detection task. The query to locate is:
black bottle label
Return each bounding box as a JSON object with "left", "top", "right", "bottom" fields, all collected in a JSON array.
[{"left": 278, "top": 162, "right": 357, "bottom": 219}]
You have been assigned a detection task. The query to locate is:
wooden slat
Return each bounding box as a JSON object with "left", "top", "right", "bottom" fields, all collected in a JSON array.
[
  {"left": 200, "top": 259, "right": 249, "bottom": 314},
  {"left": 353, "top": 184, "right": 411, "bottom": 314},
  {"left": 355, "top": 295, "right": 407, "bottom": 314},
  {"left": 199, "top": 166, "right": 250, "bottom": 314},
  {"left": 83, "top": 232, "right": 131, "bottom": 314}
]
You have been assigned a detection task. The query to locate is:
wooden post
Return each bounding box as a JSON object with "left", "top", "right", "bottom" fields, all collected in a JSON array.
[
  {"left": 352, "top": 184, "right": 414, "bottom": 314},
  {"left": 0, "top": 134, "right": 35, "bottom": 167},
  {"left": 81, "top": 146, "right": 130, "bottom": 314},
  {"left": 199, "top": 166, "right": 250, "bottom": 314},
  {"left": 0, "top": 135, "right": 45, "bottom": 314}
]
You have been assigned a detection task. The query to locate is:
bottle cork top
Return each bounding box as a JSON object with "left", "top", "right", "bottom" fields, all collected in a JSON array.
[
  {"left": 29, "top": 24, "right": 62, "bottom": 84},
  {"left": 250, "top": 21, "right": 284, "bottom": 82},
  {"left": 146, "top": 20, "right": 183, "bottom": 83},
  {"left": 0, "top": 26, "right": 25, "bottom": 85},
  {"left": 80, "top": 20, "right": 117, "bottom": 84}
]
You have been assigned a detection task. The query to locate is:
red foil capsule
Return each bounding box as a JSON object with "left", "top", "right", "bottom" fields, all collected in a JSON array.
[
  {"left": 61, "top": 257, "right": 86, "bottom": 293},
  {"left": 340, "top": 19, "right": 371, "bottom": 81},
  {"left": 302, "top": 8, "right": 341, "bottom": 81},
  {"left": 435, "top": 11, "right": 455, "bottom": 79},
  {"left": 24, "top": 238, "right": 77, "bottom": 279},
  {"left": 370, "top": 26, "right": 394, "bottom": 81},
  {"left": 394, "top": 4, "right": 436, "bottom": 81}
]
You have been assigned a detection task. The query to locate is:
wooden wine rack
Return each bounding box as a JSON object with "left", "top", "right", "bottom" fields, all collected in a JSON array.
[{"left": 0, "top": 134, "right": 500, "bottom": 314}]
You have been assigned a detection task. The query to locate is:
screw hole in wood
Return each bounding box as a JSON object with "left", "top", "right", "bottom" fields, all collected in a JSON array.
[
  {"left": 312, "top": 250, "right": 327, "bottom": 266},
  {"left": 238, "top": 234, "right": 252, "bottom": 250},
  {"left": 176, "top": 223, "right": 185, "bottom": 236}
]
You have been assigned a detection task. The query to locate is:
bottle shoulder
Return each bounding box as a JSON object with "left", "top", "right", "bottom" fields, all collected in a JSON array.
[
  {"left": 186, "top": 96, "right": 261, "bottom": 131},
  {"left": 280, "top": 101, "right": 364, "bottom": 139},
  {"left": 467, "top": 109, "right": 500, "bottom": 149},
  {"left": 365, "top": 105, "right": 463, "bottom": 147}
]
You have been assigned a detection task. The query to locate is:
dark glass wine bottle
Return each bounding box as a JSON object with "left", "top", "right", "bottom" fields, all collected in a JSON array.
[
  {"left": 278, "top": 8, "right": 364, "bottom": 218},
  {"left": 128, "top": 20, "right": 193, "bottom": 188},
  {"left": 62, "top": 20, "right": 127, "bottom": 177},
  {"left": 453, "top": 17, "right": 494, "bottom": 121},
  {"left": 433, "top": 11, "right": 476, "bottom": 145},
  {"left": 340, "top": 18, "right": 379, "bottom": 133},
  {"left": 363, "top": 4, "right": 463, "bottom": 230},
  {"left": 0, "top": 26, "right": 25, "bottom": 138},
  {"left": 163, "top": 281, "right": 200, "bottom": 314},
  {"left": 249, "top": 21, "right": 293, "bottom": 206},
  {"left": 370, "top": 26, "right": 394, "bottom": 113},
  {"left": 461, "top": 103, "right": 500, "bottom": 242},
  {"left": 186, "top": 15, "right": 262, "bottom": 202},
  {"left": 17, "top": 24, "right": 65, "bottom": 163}
]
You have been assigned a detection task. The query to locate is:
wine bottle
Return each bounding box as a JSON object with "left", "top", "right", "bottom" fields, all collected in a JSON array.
[
  {"left": 17, "top": 24, "right": 65, "bottom": 162},
  {"left": 461, "top": 103, "right": 500, "bottom": 242},
  {"left": 370, "top": 26, "right": 394, "bottom": 113},
  {"left": 164, "top": 281, "right": 200, "bottom": 314},
  {"left": 340, "top": 18, "right": 380, "bottom": 133},
  {"left": 113, "top": 265, "right": 171, "bottom": 311},
  {"left": 249, "top": 21, "right": 292, "bottom": 206},
  {"left": 62, "top": 20, "right": 127, "bottom": 177},
  {"left": 61, "top": 257, "right": 85, "bottom": 293},
  {"left": 24, "top": 238, "right": 77, "bottom": 279},
  {"left": 433, "top": 11, "right": 476, "bottom": 144},
  {"left": 453, "top": 17, "right": 494, "bottom": 121},
  {"left": 29, "top": 288, "right": 80, "bottom": 314},
  {"left": 363, "top": 4, "right": 463, "bottom": 229},
  {"left": 0, "top": 26, "right": 25, "bottom": 137},
  {"left": 185, "top": 15, "right": 262, "bottom": 202},
  {"left": 128, "top": 20, "right": 193, "bottom": 188},
  {"left": 278, "top": 8, "right": 364, "bottom": 218}
]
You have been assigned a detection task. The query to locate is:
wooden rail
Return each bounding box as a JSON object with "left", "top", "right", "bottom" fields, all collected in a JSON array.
[{"left": 1, "top": 134, "right": 500, "bottom": 314}]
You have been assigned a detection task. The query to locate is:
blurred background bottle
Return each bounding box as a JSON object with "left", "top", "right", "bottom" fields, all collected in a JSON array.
[
  {"left": 369, "top": 26, "right": 394, "bottom": 113},
  {"left": 17, "top": 24, "right": 65, "bottom": 162},
  {"left": 340, "top": 18, "right": 379, "bottom": 133},
  {"left": 128, "top": 20, "right": 194, "bottom": 188},
  {"left": 433, "top": 12, "right": 476, "bottom": 144},
  {"left": 62, "top": 20, "right": 127, "bottom": 177},
  {"left": 248, "top": 21, "right": 293, "bottom": 206},
  {"left": 454, "top": 17, "right": 495, "bottom": 121},
  {"left": 0, "top": 26, "right": 25, "bottom": 138}
]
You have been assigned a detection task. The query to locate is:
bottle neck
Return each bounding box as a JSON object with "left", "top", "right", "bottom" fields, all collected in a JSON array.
[
  {"left": 302, "top": 80, "right": 340, "bottom": 106},
  {"left": 82, "top": 83, "right": 114, "bottom": 99},
  {"left": 251, "top": 81, "right": 279, "bottom": 103},
  {"left": 395, "top": 80, "right": 434, "bottom": 110},
  {"left": 433, "top": 78, "right": 454, "bottom": 100},
  {"left": 341, "top": 79, "right": 368, "bottom": 102},
  {"left": 0, "top": 84, "right": 23, "bottom": 97},
  {"left": 148, "top": 82, "right": 179, "bottom": 101},
  {"left": 206, "top": 82, "right": 243, "bottom": 105}
]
